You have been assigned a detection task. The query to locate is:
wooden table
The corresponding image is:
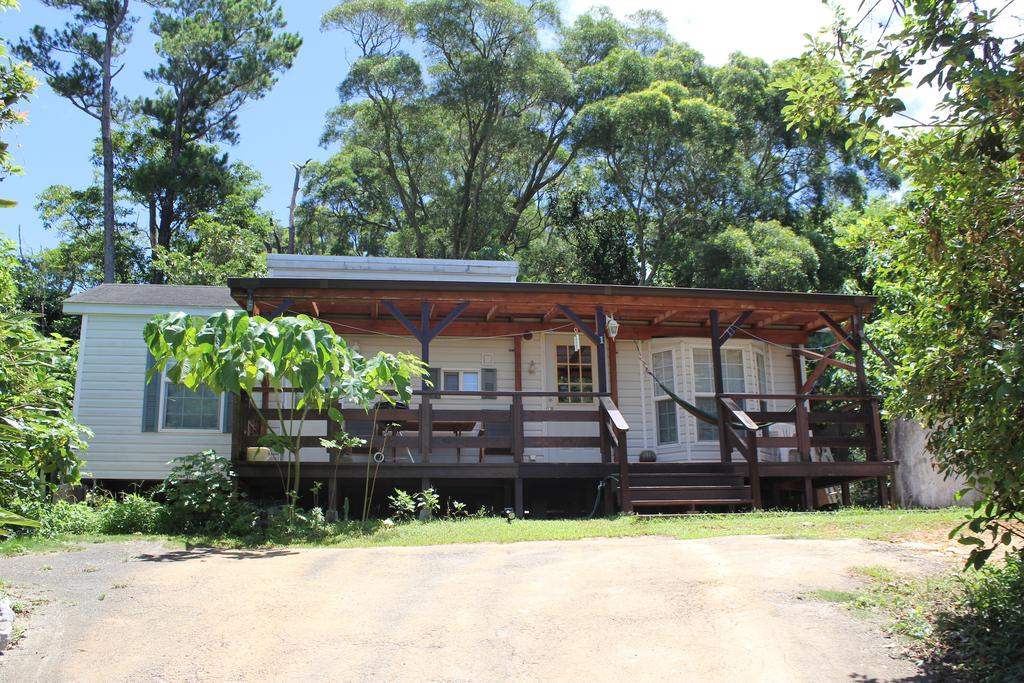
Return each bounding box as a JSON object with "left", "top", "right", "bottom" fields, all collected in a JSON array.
[{"left": 378, "top": 420, "right": 478, "bottom": 462}]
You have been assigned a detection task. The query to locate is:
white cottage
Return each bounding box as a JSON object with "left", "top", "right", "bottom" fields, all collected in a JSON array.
[{"left": 66, "top": 255, "right": 893, "bottom": 515}]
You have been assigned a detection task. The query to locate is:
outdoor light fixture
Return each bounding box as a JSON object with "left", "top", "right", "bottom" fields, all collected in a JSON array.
[
  {"left": 606, "top": 314, "right": 620, "bottom": 340},
  {"left": 573, "top": 329, "right": 581, "bottom": 352}
]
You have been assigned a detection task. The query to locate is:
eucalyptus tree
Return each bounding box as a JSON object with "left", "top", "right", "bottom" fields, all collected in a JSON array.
[
  {"left": 131, "top": 0, "right": 300, "bottom": 281},
  {"left": 574, "top": 78, "right": 739, "bottom": 284},
  {"left": 317, "top": 0, "right": 661, "bottom": 259},
  {"left": 16, "top": 0, "right": 134, "bottom": 282}
]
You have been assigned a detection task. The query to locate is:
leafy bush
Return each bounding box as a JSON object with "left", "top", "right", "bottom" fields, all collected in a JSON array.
[
  {"left": 922, "top": 553, "right": 1024, "bottom": 682},
  {"left": 265, "top": 506, "right": 332, "bottom": 542},
  {"left": 416, "top": 488, "right": 440, "bottom": 520},
  {"left": 158, "top": 451, "right": 239, "bottom": 534},
  {"left": 224, "top": 501, "right": 262, "bottom": 539},
  {"left": 445, "top": 499, "right": 468, "bottom": 519},
  {"left": 0, "top": 241, "right": 90, "bottom": 509},
  {"left": 387, "top": 489, "right": 417, "bottom": 521},
  {"left": 38, "top": 500, "right": 101, "bottom": 538},
  {"left": 100, "top": 493, "right": 161, "bottom": 535}
]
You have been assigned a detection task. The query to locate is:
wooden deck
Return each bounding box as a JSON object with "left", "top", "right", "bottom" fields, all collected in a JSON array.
[{"left": 227, "top": 278, "right": 893, "bottom": 516}]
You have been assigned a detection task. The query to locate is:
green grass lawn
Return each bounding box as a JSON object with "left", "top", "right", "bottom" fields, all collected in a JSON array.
[
  {"left": 275, "top": 507, "right": 966, "bottom": 549},
  {"left": 1, "top": 507, "right": 967, "bottom": 555}
]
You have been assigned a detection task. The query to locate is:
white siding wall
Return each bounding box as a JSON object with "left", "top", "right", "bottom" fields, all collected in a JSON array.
[{"left": 75, "top": 313, "right": 231, "bottom": 480}]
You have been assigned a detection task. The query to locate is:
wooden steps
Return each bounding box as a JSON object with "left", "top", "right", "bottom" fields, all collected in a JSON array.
[{"left": 626, "top": 463, "right": 754, "bottom": 511}]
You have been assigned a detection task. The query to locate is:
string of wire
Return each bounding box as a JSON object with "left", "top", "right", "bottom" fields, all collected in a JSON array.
[
  {"left": 734, "top": 327, "right": 853, "bottom": 352},
  {"left": 320, "top": 312, "right": 851, "bottom": 351},
  {"left": 323, "top": 319, "right": 579, "bottom": 340}
]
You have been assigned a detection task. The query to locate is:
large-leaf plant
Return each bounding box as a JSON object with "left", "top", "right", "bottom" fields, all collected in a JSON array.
[{"left": 144, "top": 309, "right": 424, "bottom": 507}]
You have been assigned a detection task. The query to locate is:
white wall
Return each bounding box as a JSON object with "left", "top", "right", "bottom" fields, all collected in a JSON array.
[{"left": 75, "top": 313, "right": 231, "bottom": 480}]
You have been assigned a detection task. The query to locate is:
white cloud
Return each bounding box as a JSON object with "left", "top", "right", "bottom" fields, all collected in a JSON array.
[{"left": 559, "top": 0, "right": 844, "bottom": 66}]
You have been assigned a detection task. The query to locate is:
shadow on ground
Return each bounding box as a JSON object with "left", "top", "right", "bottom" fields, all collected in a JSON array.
[{"left": 135, "top": 547, "right": 299, "bottom": 562}]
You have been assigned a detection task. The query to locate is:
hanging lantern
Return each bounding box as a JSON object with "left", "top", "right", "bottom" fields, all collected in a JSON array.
[
  {"left": 573, "top": 329, "right": 581, "bottom": 352},
  {"left": 606, "top": 314, "right": 620, "bottom": 340}
]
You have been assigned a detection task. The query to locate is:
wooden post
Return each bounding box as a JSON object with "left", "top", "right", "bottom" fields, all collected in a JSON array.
[
  {"left": 326, "top": 406, "right": 339, "bottom": 519},
  {"left": 382, "top": 298, "right": 470, "bottom": 369},
  {"left": 595, "top": 306, "right": 608, "bottom": 395},
  {"left": 746, "top": 429, "right": 762, "bottom": 509},
  {"left": 619, "top": 444, "right": 633, "bottom": 514},
  {"left": 803, "top": 477, "right": 815, "bottom": 511},
  {"left": 868, "top": 397, "right": 884, "bottom": 461},
  {"left": 556, "top": 304, "right": 608, "bottom": 394},
  {"left": 709, "top": 309, "right": 731, "bottom": 463},
  {"left": 851, "top": 306, "right": 890, "bottom": 506},
  {"left": 514, "top": 478, "right": 524, "bottom": 518},
  {"left": 599, "top": 409, "right": 610, "bottom": 464},
  {"left": 511, "top": 394, "right": 524, "bottom": 463},
  {"left": 791, "top": 345, "right": 811, "bottom": 462},
  {"left": 608, "top": 334, "right": 619, "bottom": 404},
  {"left": 419, "top": 394, "right": 432, "bottom": 463},
  {"left": 513, "top": 335, "right": 523, "bottom": 391},
  {"left": 841, "top": 482, "right": 851, "bottom": 507},
  {"left": 232, "top": 390, "right": 247, "bottom": 462}
]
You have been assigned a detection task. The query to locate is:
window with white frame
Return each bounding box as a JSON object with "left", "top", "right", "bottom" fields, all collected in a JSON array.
[
  {"left": 693, "top": 347, "right": 745, "bottom": 441},
  {"left": 161, "top": 372, "right": 222, "bottom": 431},
  {"left": 555, "top": 344, "right": 593, "bottom": 403},
  {"left": 651, "top": 349, "right": 678, "bottom": 444}
]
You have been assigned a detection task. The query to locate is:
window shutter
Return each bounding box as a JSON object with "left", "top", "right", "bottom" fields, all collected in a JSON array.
[
  {"left": 482, "top": 368, "right": 497, "bottom": 399},
  {"left": 221, "top": 393, "right": 235, "bottom": 433},
  {"left": 141, "top": 352, "right": 161, "bottom": 432},
  {"left": 426, "top": 367, "right": 441, "bottom": 392}
]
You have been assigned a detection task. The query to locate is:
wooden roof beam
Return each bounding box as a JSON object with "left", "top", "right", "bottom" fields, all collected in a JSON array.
[
  {"left": 542, "top": 306, "right": 560, "bottom": 322},
  {"left": 486, "top": 304, "right": 500, "bottom": 322},
  {"left": 755, "top": 311, "right": 790, "bottom": 328},
  {"left": 651, "top": 309, "right": 678, "bottom": 325}
]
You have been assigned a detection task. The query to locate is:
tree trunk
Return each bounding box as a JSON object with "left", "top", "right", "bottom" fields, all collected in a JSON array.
[
  {"left": 287, "top": 159, "right": 311, "bottom": 255},
  {"left": 100, "top": 12, "right": 118, "bottom": 284}
]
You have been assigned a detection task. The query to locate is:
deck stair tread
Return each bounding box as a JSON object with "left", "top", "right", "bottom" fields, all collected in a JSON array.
[
  {"left": 626, "top": 463, "right": 754, "bottom": 510},
  {"left": 631, "top": 499, "right": 754, "bottom": 507}
]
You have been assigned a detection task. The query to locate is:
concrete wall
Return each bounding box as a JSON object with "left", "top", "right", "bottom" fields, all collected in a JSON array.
[{"left": 890, "top": 419, "right": 981, "bottom": 508}]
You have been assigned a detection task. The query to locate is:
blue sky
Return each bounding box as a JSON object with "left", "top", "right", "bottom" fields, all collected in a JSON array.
[{"left": 1, "top": 0, "right": 862, "bottom": 252}]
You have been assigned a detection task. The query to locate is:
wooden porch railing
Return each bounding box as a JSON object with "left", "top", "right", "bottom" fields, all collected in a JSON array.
[
  {"left": 237, "top": 390, "right": 629, "bottom": 471},
  {"left": 715, "top": 392, "right": 885, "bottom": 510},
  {"left": 717, "top": 397, "right": 762, "bottom": 509},
  {"left": 719, "top": 393, "right": 884, "bottom": 462},
  {"left": 599, "top": 396, "right": 631, "bottom": 512}
]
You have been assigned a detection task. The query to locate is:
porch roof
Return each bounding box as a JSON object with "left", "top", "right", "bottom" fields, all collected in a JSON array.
[{"left": 227, "top": 277, "right": 876, "bottom": 344}]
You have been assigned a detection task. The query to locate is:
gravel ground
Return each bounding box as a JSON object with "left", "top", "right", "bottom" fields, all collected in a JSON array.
[{"left": 0, "top": 535, "right": 951, "bottom": 682}]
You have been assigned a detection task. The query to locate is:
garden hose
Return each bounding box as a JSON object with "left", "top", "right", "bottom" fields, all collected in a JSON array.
[{"left": 589, "top": 475, "right": 620, "bottom": 518}]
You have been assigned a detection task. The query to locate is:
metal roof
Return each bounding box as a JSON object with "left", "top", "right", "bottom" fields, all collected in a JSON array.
[
  {"left": 227, "top": 276, "right": 876, "bottom": 310},
  {"left": 64, "top": 284, "right": 238, "bottom": 308}
]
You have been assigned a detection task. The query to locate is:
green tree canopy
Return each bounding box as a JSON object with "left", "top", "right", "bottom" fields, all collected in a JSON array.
[
  {"left": 307, "top": 1, "right": 890, "bottom": 288},
  {"left": 780, "top": 0, "right": 1024, "bottom": 564}
]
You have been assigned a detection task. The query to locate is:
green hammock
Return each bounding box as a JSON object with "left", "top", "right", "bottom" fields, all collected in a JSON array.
[
  {"left": 634, "top": 340, "right": 790, "bottom": 431},
  {"left": 645, "top": 369, "right": 789, "bottom": 431}
]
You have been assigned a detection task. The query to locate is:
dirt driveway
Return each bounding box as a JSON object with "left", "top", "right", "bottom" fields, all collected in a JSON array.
[{"left": 1, "top": 535, "right": 950, "bottom": 682}]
